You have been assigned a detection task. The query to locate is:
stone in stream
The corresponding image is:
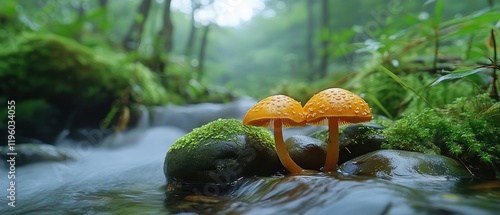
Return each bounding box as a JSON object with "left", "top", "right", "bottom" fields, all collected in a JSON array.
[
  {"left": 309, "top": 123, "right": 385, "bottom": 165},
  {"left": 338, "top": 150, "right": 472, "bottom": 181},
  {"left": 164, "top": 118, "right": 282, "bottom": 185},
  {"left": 285, "top": 135, "right": 327, "bottom": 170},
  {"left": 0, "top": 143, "right": 75, "bottom": 166}
]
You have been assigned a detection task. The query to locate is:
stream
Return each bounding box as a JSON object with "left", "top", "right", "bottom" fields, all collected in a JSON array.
[{"left": 2, "top": 98, "right": 500, "bottom": 215}]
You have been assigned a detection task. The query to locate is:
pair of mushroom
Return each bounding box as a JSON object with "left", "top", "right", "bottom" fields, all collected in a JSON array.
[{"left": 242, "top": 88, "right": 372, "bottom": 174}]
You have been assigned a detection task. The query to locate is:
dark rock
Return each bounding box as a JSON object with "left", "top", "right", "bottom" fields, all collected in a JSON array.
[
  {"left": 309, "top": 123, "right": 385, "bottom": 164},
  {"left": 165, "top": 119, "right": 282, "bottom": 184},
  {"left": 0, "top": 143, "right": 74, "bottom": 166},
  {"left": 339, "top": 150, "right": 472, "bottom": 181},
  {"left": 285, "top": 135, "right": 327, "bottom": 170}
]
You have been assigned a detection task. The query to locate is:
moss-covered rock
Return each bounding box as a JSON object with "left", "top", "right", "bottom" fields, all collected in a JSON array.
[
  {"left": 382, "top": 94, "right": 500, "bottom": 178},
  {"left": 0, "top": 33, "right": 173, "bottom": 143},
  {"left": 0, "top": 33, "right": 169, "bottom": 106},
  {"left": 164, "top": 119, "right": 282, "bottom": 184}
]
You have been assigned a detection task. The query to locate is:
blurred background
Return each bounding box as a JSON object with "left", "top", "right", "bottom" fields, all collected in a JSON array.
[
  {"left": 0, "top": 0, "right": 498, "bottom": 144},
  {"left": 1, "top": 2, "right": 500, "bottom": 214}
]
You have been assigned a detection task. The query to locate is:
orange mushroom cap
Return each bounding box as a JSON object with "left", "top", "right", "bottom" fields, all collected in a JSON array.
[
  {"left": 243, "top": 95, "right": 306, "bottom": 128},
  {"left": 304, "top": 88, "right": 372, "bottom": 125}
]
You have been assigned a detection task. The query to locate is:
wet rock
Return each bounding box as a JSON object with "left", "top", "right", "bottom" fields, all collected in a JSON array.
[
  {"left": 0, "top": 143, "right": 74, "bottom": 166},
  {"left": 285, "top": 135, "right": 327, "bottom": 170},
  {"left": 309, "top": 123, "right": 385, "bottom": 164},
  {"left": 339, "top": 150, "right": 472, "bottom": 181},
  {"left": 165, "top": 119, "right": 282, "bottom": 184}
]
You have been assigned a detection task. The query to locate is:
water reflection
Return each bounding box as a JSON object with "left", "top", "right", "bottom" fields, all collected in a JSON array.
[{"left": 163, "top": 172, "right": 500, "bottom": 214}]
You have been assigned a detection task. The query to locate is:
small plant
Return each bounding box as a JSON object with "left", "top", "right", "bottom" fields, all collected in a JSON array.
[
  {"left": 350, "top": 2, "right": 500, "bottom": 118},
  {"left": 382, "top": 94, "right": 500, "bottom": 178}
]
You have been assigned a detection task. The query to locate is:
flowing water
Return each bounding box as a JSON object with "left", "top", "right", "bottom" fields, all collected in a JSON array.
[{"left": 1, "top": 99, "right": 500, "bottom": 214}]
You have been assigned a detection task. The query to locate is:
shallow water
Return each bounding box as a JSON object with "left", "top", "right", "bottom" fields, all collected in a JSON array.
[
  {"left": 164, "top": 174, "right": 500, "bottom": 215},
  {"left": 2, "top": 101, "right": 500, "bottom": 214}
]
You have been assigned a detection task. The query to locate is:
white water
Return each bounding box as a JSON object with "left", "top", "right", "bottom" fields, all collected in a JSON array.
[
  {"left": 1, "top": 126, "right": 185, "bottom": 214},
  {"left": 2, "top": 98, "right": 325, "bottom": 214}
]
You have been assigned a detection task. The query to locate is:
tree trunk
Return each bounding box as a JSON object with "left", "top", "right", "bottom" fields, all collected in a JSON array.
[
  {"left": 197, "top": 24, "right": 211, "bottom": 80},
  {"left": 99, "top": 0, "right": 108, "bottom": 7},
  {"left": 74, "top": 2, "right": 86, "bottom": 42},
  {"left": 122, "top": 0, "right": 152, "bottom": 51},
  {"left": 149, "top": 0, "right": 174, "bottom": 73},
  {"left": 184, "top": 0, "right": 201, "bottom": 57},
  {"left": 160, "top": 0, "right": 174, "bottom": 53},
  {"left": 318, "top": 0, "right": 330, "bottom": 79},
  {"left": 98, "top": 0, "right": 108, "bottom": 20},
  {"left": 306, "top": 0, "right": 315, "bottom": 81}
]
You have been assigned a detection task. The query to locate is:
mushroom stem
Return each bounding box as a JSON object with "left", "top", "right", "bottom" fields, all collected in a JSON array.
[
  {"left": 274, "top": 120, "right": 303, "bottom": 174},
  {"left": 323, "top": 118, "right": 339, "bottom": 172}
]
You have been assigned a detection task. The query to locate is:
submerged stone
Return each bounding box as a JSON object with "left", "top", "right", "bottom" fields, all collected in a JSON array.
[
  {"left": 285, "top": 135, "right": 327, "bottom": 170},
  {"left": 164, "top": 119, "right": 282, "bottom": 184},
  {"left": 338, "top": 150, "right": 472, "bottom": 181}
]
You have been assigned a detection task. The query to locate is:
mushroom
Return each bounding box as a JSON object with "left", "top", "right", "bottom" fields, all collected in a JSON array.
[
  {"left": 303, "top": 88, "right": 372, "bottom": 172},
  {"left": 243, "top": 95, "right": 305, "bottom": 174}
]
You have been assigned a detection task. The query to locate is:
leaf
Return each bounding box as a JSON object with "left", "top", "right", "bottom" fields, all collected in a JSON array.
[
  {"left": 429, "top": 68, "right": 488, "bottom": 87},
  {"left": 423, "top": 0, "right": 436, "bottom": 7},
  {"left": 378, "top": 65, "right": 433, "bottom": 109},
  {"left": 483, "top": 102, "right": 500, "bottom": 123},
  {"left": 102, "top": 101, "right": 121, "bottom": 130},
  {"left": 433, "top": 0, "right": 444, "bottom": 25},
  {"left": 441, "top": 11, "right": 500, "bottom": 27},
  {"left": 365, "top": 93, "right": 394, "bottom": 119}
]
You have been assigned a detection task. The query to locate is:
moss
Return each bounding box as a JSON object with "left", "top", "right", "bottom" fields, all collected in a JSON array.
[
  {"left": 0, "top": 0, "right": 21, "bottom": 43},
  {"left": 168, "top": 118, "right": 275, "bottom": 152},
  {"left": 309, "top": 126, "right": 348, "bottom": 143},
  {"left": 0, "top": 33, "right": 169, "bottom": 106},
  {"left": 0, "top": 99, "right": 51, "bottom": 123},
  {"left": 382, "top": 94, "right": 500, "bottom": 176}
]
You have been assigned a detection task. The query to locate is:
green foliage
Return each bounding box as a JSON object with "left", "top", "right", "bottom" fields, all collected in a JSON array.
[
  {"left": 161, "top": 57, "right": 236, "bottom": 104},
  {"left": 269, "top": 71, "right": 352, "bottom": 104},
  {"left": 0, "top": 99, "right": 51, "bottom": 124},
  {"left": 347, "top": 2, "right": 500, "bottom": 118},
  {"left": 352, "top": 67, "right": 407, "bottom": 118},
  {"left": 124, "top": 63, "right": 170, "bottom": 105},
  {"left": 0, "top": 0, "right": 22, "bottom": 44},
  {"left": 353, "top": 64, "right": 480, "bottom": 118},
  {"left": 429, "top": 67, "right": 488, "bottom": 87},
  {"left": 382, "top": 94, "right": 500, "bottom": 175},
  {"left": 0, "top": 33, "right": 169, "bottom": 106},
  {"left": 269, "top": 81, "right": 314, "bottom": 104}
]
